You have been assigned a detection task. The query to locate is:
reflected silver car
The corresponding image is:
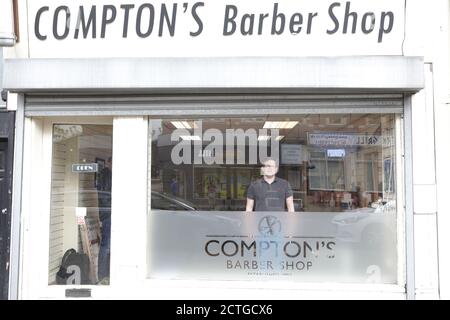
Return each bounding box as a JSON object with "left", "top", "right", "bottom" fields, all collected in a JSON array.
[
  {"left": 331, "top": 200, "right": 396, "bottom": 248},
  {"left": 151, "top": 191, "right": 197, "bottom": 211}
]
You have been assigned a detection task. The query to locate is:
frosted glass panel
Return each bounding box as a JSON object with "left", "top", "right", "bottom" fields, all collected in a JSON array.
[{"left": 148, "top": 208, "right": 397, "bottom": 283}]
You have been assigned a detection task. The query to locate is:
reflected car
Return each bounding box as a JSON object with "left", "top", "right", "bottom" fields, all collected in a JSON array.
[
  {"left": 151, "top": 191, "right": 197, "bottom": 211},
  {"left": 331, "top": 200, "right": 397, "bottom": 248}
]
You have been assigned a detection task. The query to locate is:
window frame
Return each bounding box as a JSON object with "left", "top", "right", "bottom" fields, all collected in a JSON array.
[
  {"left": 19, "top": 100, "right": 407, "bottom": 299},
  {"left": 146, "top": 110, "right": 406, "bottom": 289}
]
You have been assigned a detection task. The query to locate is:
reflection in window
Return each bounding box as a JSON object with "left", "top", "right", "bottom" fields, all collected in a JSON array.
[
  {"left": 48, "top": 124, "right": 113, "bottom": 285},
  {"left": 147, "top": 114, "right": 399, "bottom": 283},
  {"left": 149, "top": 115, "right": 397, "bottom": 213}
]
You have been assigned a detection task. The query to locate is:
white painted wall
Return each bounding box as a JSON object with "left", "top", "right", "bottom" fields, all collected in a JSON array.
[
  {"left": 404, "top": 0, "right": 450, "bottom": 300},
  {"left": 433, "top": 0, "right": 450, "bottom": 301},
  {"left": 19, "top": 118, "right": 52, "bottom": 299},
  {"left": 110, "top": 117, "right": 148, "bottom": 286}
]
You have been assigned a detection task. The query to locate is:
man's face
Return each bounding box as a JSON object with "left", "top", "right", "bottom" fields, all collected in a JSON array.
[{"left": 262, "top": 160, "right": 278, "bottom": 177}]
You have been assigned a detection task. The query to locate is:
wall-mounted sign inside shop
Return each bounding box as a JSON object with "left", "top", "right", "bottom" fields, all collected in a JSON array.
[
  {"left": 327, "top": 149, "right": 346, "bottom": 157},
  {"left": 71, "top": 163, "right": 98, "bottom": 173},
  {"left": 281, "top": 144, "right": 307, "bottom": 165},
  {"left": 308, "top": 133, "right": 394, "bottom": 147},
  {"left": 28, "top": 0, "right": 405, "bottom": 58}
]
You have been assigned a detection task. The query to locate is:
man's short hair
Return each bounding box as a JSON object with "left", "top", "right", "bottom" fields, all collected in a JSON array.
[{"left": 261, "top": 157, "right": 279, "bottom": 167}]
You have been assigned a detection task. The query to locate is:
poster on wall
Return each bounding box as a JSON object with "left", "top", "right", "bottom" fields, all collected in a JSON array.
[{"left": 281, "top": 144, "right": 305, "bottom": 165}]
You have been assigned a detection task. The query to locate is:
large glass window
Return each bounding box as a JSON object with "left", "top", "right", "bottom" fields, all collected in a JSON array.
[
  {"left": 148, "top": 114, "right": 399, "bottom": 283},
  {"left": 48, "top": 124, "right": 113, "bottom": 285}
]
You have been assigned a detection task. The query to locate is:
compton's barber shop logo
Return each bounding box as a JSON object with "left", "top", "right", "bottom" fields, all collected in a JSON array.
[
  {"left": 203, "top": 214, "right": 336, "bottom": 275},
  {"left": 258, "top": 216, "right": 281, "bottom": 236}
]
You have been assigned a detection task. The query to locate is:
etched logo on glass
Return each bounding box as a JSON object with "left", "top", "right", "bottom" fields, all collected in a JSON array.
[{"left": 258, "top": 215, "right": 281, "bottom": 236}]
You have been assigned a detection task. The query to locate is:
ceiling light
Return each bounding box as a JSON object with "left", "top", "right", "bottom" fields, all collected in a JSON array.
[
  {"left": 263, "top": 122, "right": 274, "bottom": 129},
  {"left": 171, "top": 121, "right": 197, "bottom": 129},
  {"left": 286, "top": 121, "right": 299, "bottom": 129},
  {"left": 171, "top": 121, "right": 185, "bottom": 129},
  {"left": 181, "top": 121, "right": 192, "bottom": 129},
  {"left": 180, "top": 135, "right": 201, "bottom": 141},
  {"left": 263, "top": 121, "right": 299, "bottom": 129}
]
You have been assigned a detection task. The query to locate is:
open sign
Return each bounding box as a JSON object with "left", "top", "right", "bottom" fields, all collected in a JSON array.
[{"left": 71, "top": 163, "right": 98, "bottom": 173}]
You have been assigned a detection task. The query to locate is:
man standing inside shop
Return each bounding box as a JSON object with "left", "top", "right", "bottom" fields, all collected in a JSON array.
[
  {"left": 245, "top": 158, "right": 295, "bottom": 212},
  {"left": 97, "top": 156, "right": 112, "bottom": 284}
]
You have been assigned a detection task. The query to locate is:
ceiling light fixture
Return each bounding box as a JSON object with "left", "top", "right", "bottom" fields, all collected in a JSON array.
[
  {"left": 263, "top": 121, "right": 299, "bottom": 129},
  {"left": 180, "top": 135, "right": 201, "bottom": 141},
  {"left": 171, "top": 121, "right": 198, "bottom": 129}
]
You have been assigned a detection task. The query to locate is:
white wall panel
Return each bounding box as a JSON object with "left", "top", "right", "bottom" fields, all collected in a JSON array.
[
  {"left": 414, "top": 214, "right": 439, "bottom": 300},
  {"left": 110, "top": 117, "right": 148, "bottom": 286}
]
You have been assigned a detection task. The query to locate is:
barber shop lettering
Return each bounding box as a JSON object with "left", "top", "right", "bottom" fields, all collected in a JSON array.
[
  {"left": 204, "top": 239, "right": 336, "bottom": 273},
  {"left": 34, "top": 1, "right": 396, "bottom": 43}
]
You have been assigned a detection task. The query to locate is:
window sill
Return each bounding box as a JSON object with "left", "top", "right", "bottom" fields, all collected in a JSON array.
[{"left": 37, "top": 279, "right": 405, "bottom": 300}]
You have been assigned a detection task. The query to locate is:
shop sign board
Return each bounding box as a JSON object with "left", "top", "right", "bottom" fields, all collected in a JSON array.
[{"left": 28, "top": 0, "right": 405, "bottom": 58}]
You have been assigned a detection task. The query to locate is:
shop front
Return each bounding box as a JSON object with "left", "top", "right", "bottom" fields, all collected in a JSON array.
[{"left": 2, "top": 0, "right": 434, "bottom": 299}]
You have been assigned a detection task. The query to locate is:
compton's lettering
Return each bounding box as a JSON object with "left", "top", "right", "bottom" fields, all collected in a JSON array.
[{"left": 34, "top": 1, "right": 396, "bottom": 43}]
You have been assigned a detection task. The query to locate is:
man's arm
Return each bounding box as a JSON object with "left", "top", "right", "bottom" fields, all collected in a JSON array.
[
  {"left": 246, "top": 182, "right": 255, "bottom": 212},
  {"left": 286, "top": 196, "right": 295, "bottom": 213},
  {"left": 246, "top": 198, "right": 255, "bottom": 212},
  {"left": 285, "top": 181, "right": 295, "bottom": 213}
]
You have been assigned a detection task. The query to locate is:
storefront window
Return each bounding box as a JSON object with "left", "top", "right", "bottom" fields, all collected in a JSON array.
[
  {"left": 48, "top": 124, "right": 113, "bottom": 285},
  {"left": 148, "top": 114, "right": 399, "bottom": 283}
]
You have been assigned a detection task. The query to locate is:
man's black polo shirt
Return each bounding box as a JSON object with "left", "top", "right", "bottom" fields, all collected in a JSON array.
[{"left": 246, "top": 177, "right": 293, "bottom": 211}]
